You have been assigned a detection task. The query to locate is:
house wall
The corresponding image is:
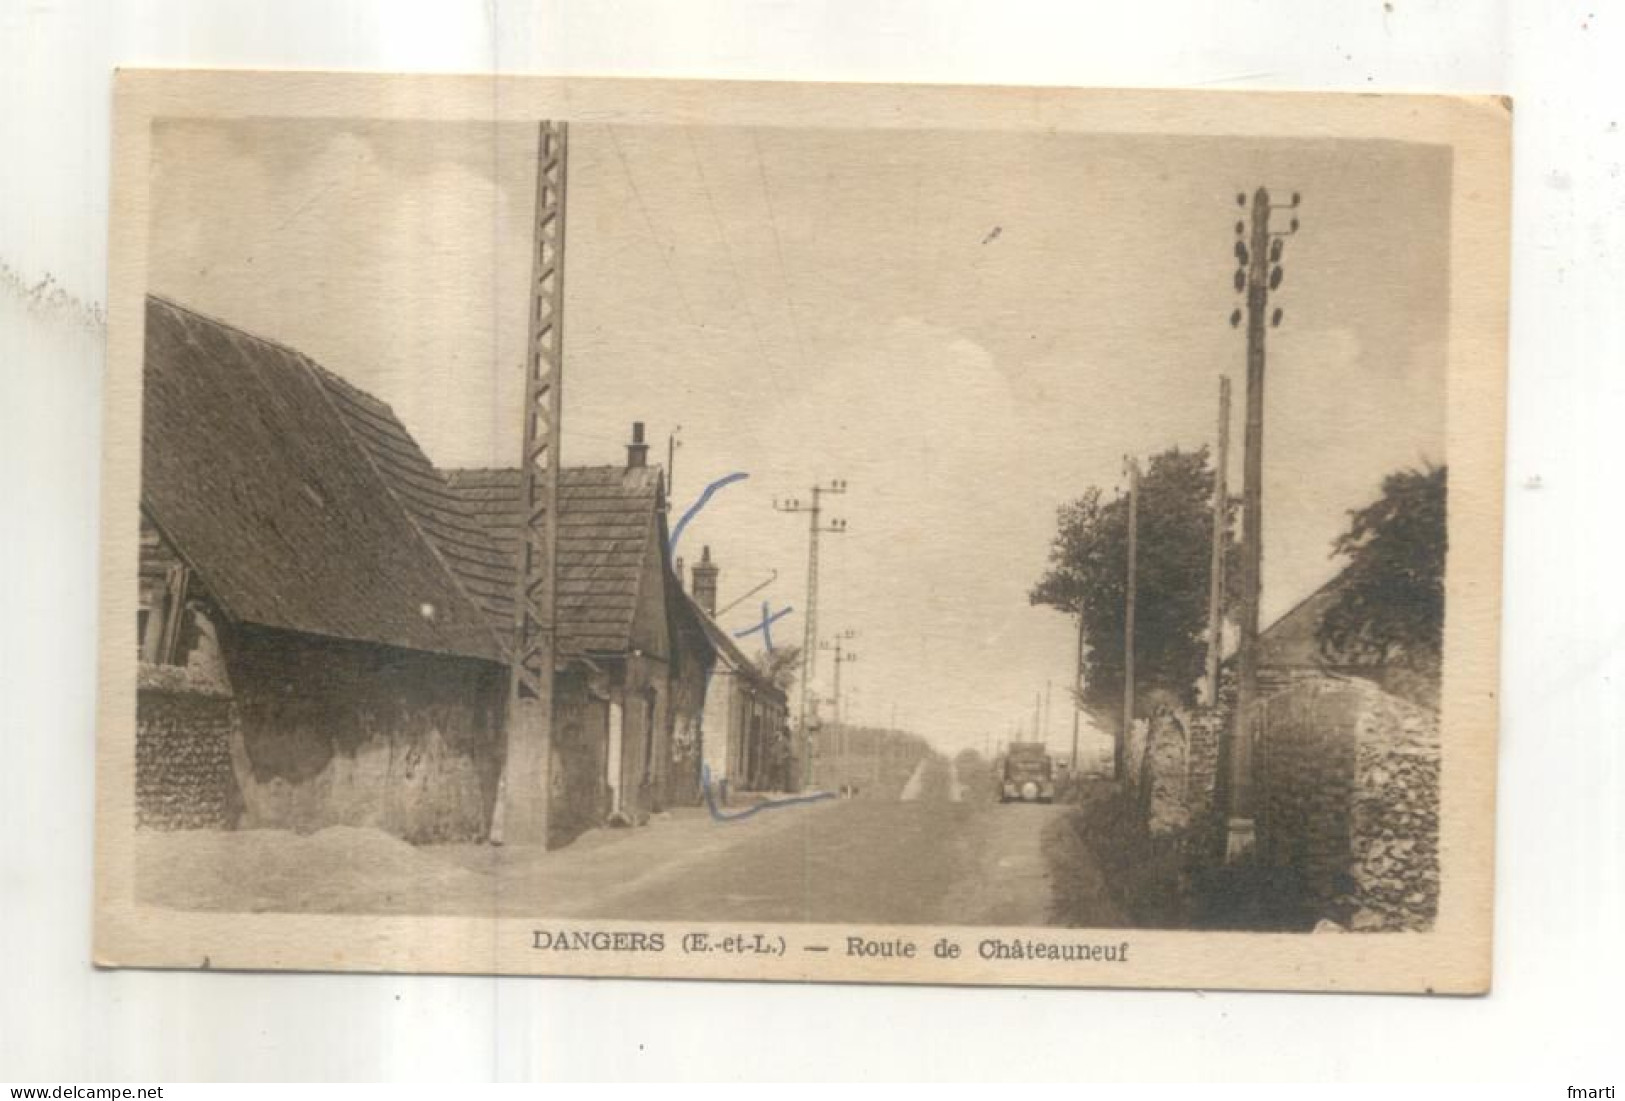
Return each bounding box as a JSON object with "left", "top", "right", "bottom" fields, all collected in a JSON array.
[
  {"left": 227, "top": 625, "right": 506, "bottom": 843},
  {"left": 134, "top": 518, "right": 510, "bottom": 844},
  {"left": 694, "top": 670, "right": 789, "bottom": 795},
  {"left": 740, "top": 694, "right": 761, "bottom": 787},
  {"left": 611, "top": 654, "right": 668, "bottom": 821},
  {"left": 700, "top": 668, "right": 739, "bottom": 792},
  {"left": 667, "top": 648, "right": 710, "bottom": 808},
  {"left": 548, "top": 669, "right": 611, "bottom": 847},
  {"left": 615, "top": 521, "right": 675, "bottom": 817},
  {"left": 770, "top": 699, "right": 790, "bottom": 788},
  {"left": 744, "top": 693, "right": 781, "bottom": 790}
]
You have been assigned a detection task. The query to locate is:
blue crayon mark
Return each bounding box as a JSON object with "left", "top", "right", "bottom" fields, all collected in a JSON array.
[
  {"left": 734, "top": 601, "right": 792, "bottom": 651},
  {"left": 702, "top": 763, "right": 835, "bottom": 822},
  {"left": 669, "top": 471, "right": 750, "bottom": 555}
]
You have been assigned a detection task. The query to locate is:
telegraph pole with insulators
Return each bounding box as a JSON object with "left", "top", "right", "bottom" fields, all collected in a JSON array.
[
  {"left": 1070, "top": 601, "right": 1086, "bottom": 772},
  {"left": 1225, "top": 186, "right": 1301, "bottom": 862},
  {"left": 1206, "top": 374, "right": 1232, "bottom": 708},
  {"left": 819, "top": 629, "right": 857, "bottom": 759}
]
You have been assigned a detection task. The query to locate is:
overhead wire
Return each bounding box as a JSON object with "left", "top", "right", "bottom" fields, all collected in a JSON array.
[
  {"left": 749, "top": 128, "right": 815, "bottom": 383},
  {"left": 606, "top": 123, "right": 699, "bottom": 328},
  {"left": 685, "top": 127, "right": 788, "bottom": 400}
]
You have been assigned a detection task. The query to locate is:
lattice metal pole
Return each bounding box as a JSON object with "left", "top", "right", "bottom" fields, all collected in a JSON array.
[
  {"left": 774, "top": 479, "right": 847, "bottom": 790},
  {"left": 496, "top": 120, "right": 569, "bottom": 846}
]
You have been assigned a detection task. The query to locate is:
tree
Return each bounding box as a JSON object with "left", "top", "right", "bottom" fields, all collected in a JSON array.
[
  {"left": 1317, "top": 463, "right": 1447, "bottom": 671},
  {"left": 753, "top": 644, "right": 803, "bottom": 693},
  {"left": 1031, "top": 447, "right": 1241, "bottom": 717}
]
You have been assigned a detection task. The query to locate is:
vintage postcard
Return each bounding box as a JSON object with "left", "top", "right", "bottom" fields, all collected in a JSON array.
[{"left": 95, "top": 71, "right": 1507, "bottom": 992}]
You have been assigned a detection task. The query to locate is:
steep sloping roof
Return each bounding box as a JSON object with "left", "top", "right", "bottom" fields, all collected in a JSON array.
[
  {"left": 141, "top": 295, "right": 503, "bottom": 662},
  {"left": 310, "top": 365, "right": 514, "bottom": 634},
  {"left": 687, "top": 595, "right": 787, "bottom": 704},
  {"left": 1257, "top": 575, "right": 1348, "bottom": 670},
  {"left": 443, "top": 465, "right": 666, "bottom": 655},
  {"left": 669, "top": 587, "right": 720, "bottom": 678}
]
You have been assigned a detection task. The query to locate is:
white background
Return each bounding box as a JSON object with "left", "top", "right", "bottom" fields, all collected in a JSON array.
[{"left": 1, "top": 0, "right": 1620, "bottom": 1083}]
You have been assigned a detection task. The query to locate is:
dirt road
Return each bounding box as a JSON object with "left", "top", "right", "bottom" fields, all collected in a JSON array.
[{"left": 139, "top": 756, "right": 1124, "bottom": 926}]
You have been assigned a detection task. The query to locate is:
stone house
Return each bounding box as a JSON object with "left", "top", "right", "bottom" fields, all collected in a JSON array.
[
  {"left": 445, "top": 432, "right": 717, "bottom": 839},
  {"left": 138, "top": 296, "right": 719, "bottom": 848},
  {"left": 316, "top": 369, "right": 718, "bottom": 840},
  {"left": 667, "top": 587, "right": 719, "bottom": 807},
  {"left": 137, "top": 296, "right": 510, "bottom": 842},
  {"left": 685, "top": 546, "right": 791, "bottom": 797},
  {"left": 1255, "top": 575, "right": 1439, "bottom": 709}
]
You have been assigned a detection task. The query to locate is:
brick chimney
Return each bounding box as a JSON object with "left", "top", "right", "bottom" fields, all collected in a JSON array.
[
  {"left": 691, "top": 545, "right": 719, "bottom": 616},
  {"left": 626, "top": 421, "right": 648, "bottom": 468}
]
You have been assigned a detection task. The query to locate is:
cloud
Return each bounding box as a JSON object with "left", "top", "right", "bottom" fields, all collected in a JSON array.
[{"left": 735, "top": 317, "right": 1084, "bottom": 747}]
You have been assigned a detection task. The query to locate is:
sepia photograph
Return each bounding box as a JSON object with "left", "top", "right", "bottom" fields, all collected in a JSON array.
[{"left": 94, "top": 73, "right": 1508, "bottom": 991}]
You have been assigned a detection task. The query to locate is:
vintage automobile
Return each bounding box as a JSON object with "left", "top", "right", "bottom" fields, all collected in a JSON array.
[{"left": 998, "top": 741, "right": 1056, "bottom": 804}]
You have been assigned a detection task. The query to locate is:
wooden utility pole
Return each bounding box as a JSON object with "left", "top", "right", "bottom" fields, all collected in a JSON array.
[
  {"left": 495, "top": 121, "right": 569, "bottom": 846},
  {"left": 818, "top": 628, "right": 856, "bottom": 774},
  {"left": 821, "top": 632, "right": 856, "bottom": 759},
  {"left": 1227, "top": 186, "right": 1300, "bottom": 861},
  {"left": 1119, "top": 456, "right": 1140, "bottom": 782},
  {"left": 1206, "top": 375, "right": 1232, "bottom": 707},
  {"left": 1070, "top": 609, "right": 1085, "bottom": 770},
  {"left": 873, "top": 712, "right": 885, "bottom": 787}
]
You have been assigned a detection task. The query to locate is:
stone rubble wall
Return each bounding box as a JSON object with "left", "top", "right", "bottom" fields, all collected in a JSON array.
[
  {"left": 136, "top": 671, "right": 242, "bottom": 831},
  {"left": 1140, "top": 709, "right": 1188, "bottom": 836},
  {"left": 1130, "top": 706, "right": 1223, "bottom": 849},
  {"left": 1119, "top": 673, "right": 1439, "bottom": 933},
  {"left": 1124, "top": 717, "right": 1149, "bottom": 791},
  {"left": 1181, "top": 708, "right": 1224, "bottom": 847},
  {"left": 1341, "top": 698, "right": 1441, "bottom": 931}
]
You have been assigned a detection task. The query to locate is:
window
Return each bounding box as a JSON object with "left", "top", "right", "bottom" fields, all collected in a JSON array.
[
  {"left": 139, "top": 563, "right": 192, "bottom": 665},
  {"left": 139, "top": 515, "right": 192, "bottom": 664}
]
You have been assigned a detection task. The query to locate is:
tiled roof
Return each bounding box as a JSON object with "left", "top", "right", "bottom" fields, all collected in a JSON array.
[
  {"left": 140, "top": 296, "right": 504, "bottom": 662},
  {"left": 686, "top": 595, "right": 787, "bottom": 704},
  {"left": 444, "top": 465, "right": 666, "bottom": 656},
  {"left": 310, "top": 366, "right": 514, "bottom": 636},
  {"left": 1257, "top": 576, "right": 1348, "bottom": 670}
]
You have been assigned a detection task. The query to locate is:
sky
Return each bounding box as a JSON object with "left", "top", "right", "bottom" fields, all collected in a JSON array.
[{"left": 148, "top": 118, "right": 1450, "bottom": 755}]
